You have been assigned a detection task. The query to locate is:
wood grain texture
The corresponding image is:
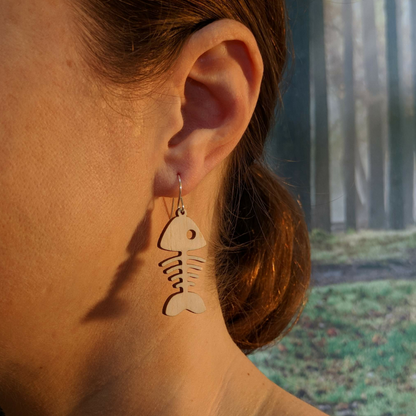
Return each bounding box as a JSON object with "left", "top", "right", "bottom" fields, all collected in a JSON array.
[{"left": 158, "top": 207, "right": 207, "bottom": 316}]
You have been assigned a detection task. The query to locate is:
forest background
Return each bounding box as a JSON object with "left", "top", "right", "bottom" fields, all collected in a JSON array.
[{"left": 249, "top": 1, "right": 416, "bottom": 415}]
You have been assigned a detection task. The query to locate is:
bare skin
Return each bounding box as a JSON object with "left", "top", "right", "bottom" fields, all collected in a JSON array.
[{"left": 0, "top": 1, "right": 327, "bottom": 415}]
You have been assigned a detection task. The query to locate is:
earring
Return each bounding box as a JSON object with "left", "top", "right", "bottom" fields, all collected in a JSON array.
[{"left": 157, "top": 174, "right": 207, "bottom": 316}]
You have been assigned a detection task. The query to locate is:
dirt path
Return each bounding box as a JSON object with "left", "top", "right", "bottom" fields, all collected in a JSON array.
[{"left": 311, "top": 257, "right": 416, "bottom": 287}]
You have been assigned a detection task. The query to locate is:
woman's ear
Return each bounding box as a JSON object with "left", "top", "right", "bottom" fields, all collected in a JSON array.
[{"left": 153, "top": 18, "right": 263, "bottom": 197}]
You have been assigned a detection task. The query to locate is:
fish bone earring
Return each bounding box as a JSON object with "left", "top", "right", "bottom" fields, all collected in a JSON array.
[{"left": 157, "top": 174, "right": 207, "bottom": 316}]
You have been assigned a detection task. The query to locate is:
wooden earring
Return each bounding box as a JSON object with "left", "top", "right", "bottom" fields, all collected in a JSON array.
[{"left": 157, "top": 174, "right": 207, "bottom": 316}]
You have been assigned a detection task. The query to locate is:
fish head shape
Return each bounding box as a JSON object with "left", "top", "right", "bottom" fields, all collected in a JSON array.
[{"left": 159, "top": 208, "right": 206, "bottom": 252}]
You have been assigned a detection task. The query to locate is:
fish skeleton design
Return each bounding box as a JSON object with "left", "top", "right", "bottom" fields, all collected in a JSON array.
[{"left": 158, "top": 207, "right": 207, "bottom": 316}]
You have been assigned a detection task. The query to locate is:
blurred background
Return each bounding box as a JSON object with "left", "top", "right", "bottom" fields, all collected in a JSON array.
[{"left": 249, "top": 0, "right": 416, "bottom": 415}]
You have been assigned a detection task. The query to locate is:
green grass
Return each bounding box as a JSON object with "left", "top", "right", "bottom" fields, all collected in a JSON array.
[
  {"left": 310, "top": 227, "right": 416, "bottom": 264},
  {"left": 249, "top": 279, "right": 416, "bottom": 416}
]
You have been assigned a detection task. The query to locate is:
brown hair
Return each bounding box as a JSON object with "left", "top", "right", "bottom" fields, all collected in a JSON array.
[{"left": 68, "top": 0, "right": 311, "bottom": 355}]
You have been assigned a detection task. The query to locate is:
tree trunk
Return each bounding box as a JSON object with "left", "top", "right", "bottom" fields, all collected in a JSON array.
[
  {"left": 412, "top": 0, "right": 416, "bottom": 224},
  {"left": 385, "top": 0, "right": 404, "bottom": 229},
  {"left": 404, "top": 0, "right": 416, "bottom": 226},
  {"left": 412, "top": 0, "right": 416, "bottom": 154},
  {"left": 403, "top": 118, "right": 415, "bottom": 225},
  {"left": 342, "top": 2, "right": 357, "bottom": 231},
  {"left": 272, "top": 0, "right": 312, "bottom": 230},
  {"left": 361, "top": 0, "right": 386, "bottom": 229},
  {"left": 396, "top": 0, "right": 414, "bottom": 226},
  {"left": 356, "top": 145, "right": 369, "bottom": 228},
  {"left": 311, "top": 0, "right": 331, "bottom": 233}
]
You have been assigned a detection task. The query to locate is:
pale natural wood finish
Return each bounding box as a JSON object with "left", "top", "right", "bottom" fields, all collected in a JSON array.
[{"left": 158, "top": 207, "right": 207, "bottom": 316}]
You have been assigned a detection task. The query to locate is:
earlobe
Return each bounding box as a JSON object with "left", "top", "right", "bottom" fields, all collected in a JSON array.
[{"left": 153, "top": 19, "right": 263, "bottom": 198}]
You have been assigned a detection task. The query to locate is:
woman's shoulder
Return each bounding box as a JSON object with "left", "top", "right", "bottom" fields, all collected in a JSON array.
[
  {"left": 223, "top": 348, "right": 329, "bottom": 416},
  {"left": 256, "top": 381, "right": 329, "bottom": 416}
]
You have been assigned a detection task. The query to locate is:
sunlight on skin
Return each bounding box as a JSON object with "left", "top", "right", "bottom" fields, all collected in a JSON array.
[{"left": 0, "top": 1, "right": 298, "bottom": 416}]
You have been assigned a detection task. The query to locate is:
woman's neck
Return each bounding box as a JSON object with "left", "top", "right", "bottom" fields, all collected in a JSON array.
[{"left": 0, "top": 300, "right": 276, "bottom": 416}]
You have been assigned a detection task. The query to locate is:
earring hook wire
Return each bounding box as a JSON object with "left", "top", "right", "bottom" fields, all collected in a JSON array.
[
  {"left": 177, "top": 174, "right": 185, "bottom": 214},
  {"left": 170, "top": 174, "right": 185, "bottom": 218}
]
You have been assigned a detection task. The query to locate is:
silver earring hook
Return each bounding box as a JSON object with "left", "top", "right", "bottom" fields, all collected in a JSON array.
[{"left": 177, "top": 174, "right": 185, "bottom": 214}]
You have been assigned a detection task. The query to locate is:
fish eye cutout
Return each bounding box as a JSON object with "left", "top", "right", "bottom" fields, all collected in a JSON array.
[{"left": 187, "top": 229, "right": 197, "bottom": 239}]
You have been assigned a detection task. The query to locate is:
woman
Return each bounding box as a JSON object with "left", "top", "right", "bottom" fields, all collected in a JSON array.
[{"left": 0, "top": 1, "right": 328, "bottom": 415}]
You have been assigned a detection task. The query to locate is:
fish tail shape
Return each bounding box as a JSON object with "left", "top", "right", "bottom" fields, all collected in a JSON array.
[{"left": 165, "top": 291, "right": 206, "bottom": 316}]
